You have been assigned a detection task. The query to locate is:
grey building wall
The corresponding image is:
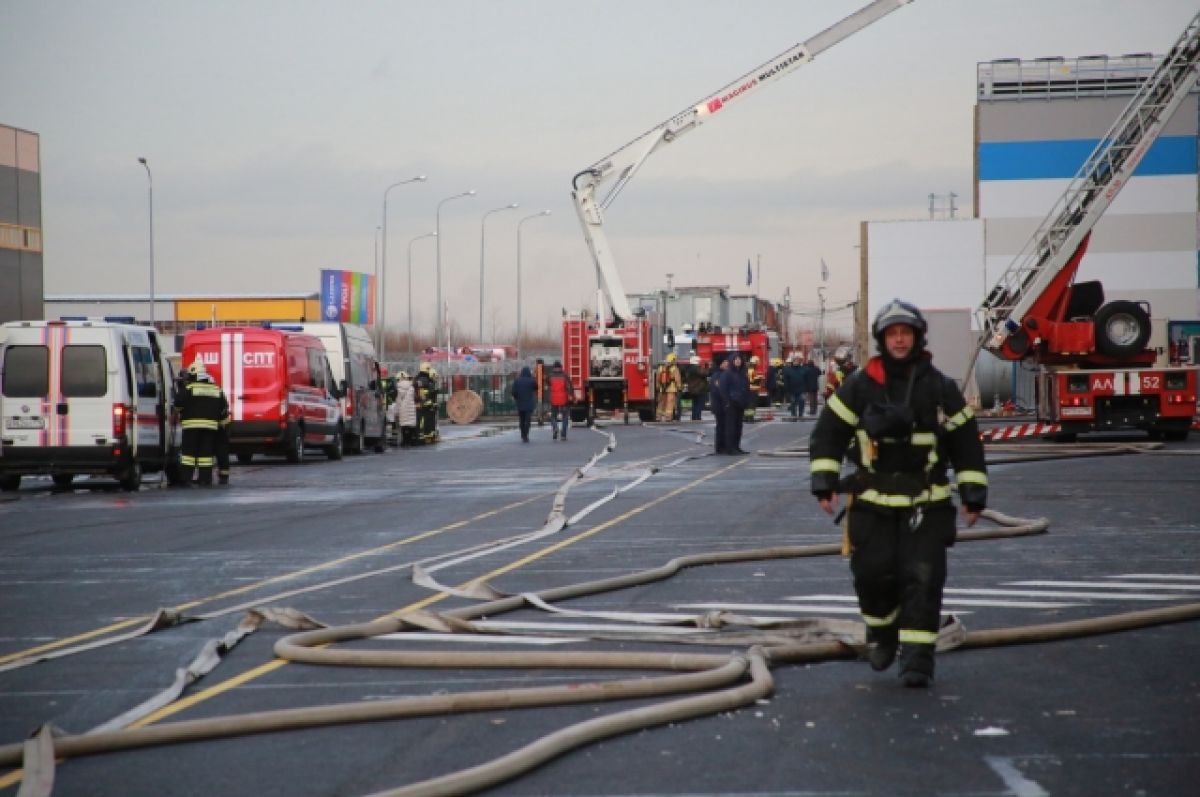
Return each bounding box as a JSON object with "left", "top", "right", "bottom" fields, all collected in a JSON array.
[{"left": 0, "top": 124, "right": 43, "bottom": 322}]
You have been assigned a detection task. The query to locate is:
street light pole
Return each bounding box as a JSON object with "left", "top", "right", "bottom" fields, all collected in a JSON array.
[
  {"left": 136, "top": 157, "right": 155, "bottom": 327},
  {"left": 407, "top": 232, "right": 437, "bottom": 358},
  {"left": 435, "top": 190, "right": 476, "bottom": 356},
  {"left": 515, "top": 210, "right": 551, "bottom": 362},
  {"left": 380, "top": 175, "right": 427, "bottom": 357},
  {"left": 479, "top": 203, "right": 519, "bottom": 343}
]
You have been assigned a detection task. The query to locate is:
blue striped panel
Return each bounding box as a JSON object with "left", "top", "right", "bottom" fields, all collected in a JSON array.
[{"left": 979, "top": 136, "right": 1197, "bottom": 180}]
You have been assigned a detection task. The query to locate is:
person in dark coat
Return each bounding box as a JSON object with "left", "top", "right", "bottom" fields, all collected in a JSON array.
[
  {"left": 800, "top": 357, "right": 822, "bottom": 416},
  {"left": 511, "top": 366, "right": 538, "bottom": 443},
  {"left": 781, "top": 354, "right": 806, "bottom": 419},
  {"left": 709, "top": 359, "right": 729, "bottom": 454},
  {"left": 721, "top": 354, "right": 750, "bottom": 454}
]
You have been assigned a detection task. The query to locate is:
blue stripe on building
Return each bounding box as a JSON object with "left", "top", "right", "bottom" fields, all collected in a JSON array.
[{"left": 979, "top": 135, "right": 1197, "bottom": 180}]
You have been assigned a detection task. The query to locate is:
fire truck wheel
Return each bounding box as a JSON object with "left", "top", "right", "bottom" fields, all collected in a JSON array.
[
  {"left": 1094, "top": 301, "right": 1151, "bottom": 358},
  {"left": 638, "top": 408, "right": 655, "bottom": 423},
  {"left": 0, "top": 474, "right": 20, "bottom": 492},
  {"left": 52, "top": 474, "right": 74, "bottom": 488},
  {"left": 236, "top": 452, "right": 253, "bottom": 465}
]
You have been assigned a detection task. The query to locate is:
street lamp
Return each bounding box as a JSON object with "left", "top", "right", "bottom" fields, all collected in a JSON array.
[
  {"left": 479, "top": 203, "right": 519, "bottom": 342},
  {"left": 515, "top": 210, "right": 551, "bottom": 361},
  {"left": 435, "top": 190, "right": 476, "bottom": 355},
  {"left": 407, "top": 231, "right": 437, "bottom": 357},
  {"left": 379, "top": 175, "right": 427, "bottom": 356},
  {"left": 136, "top": 157, "right": 155, "bottom": 326}
]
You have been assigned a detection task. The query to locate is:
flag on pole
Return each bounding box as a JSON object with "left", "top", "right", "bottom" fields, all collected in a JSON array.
[
  {"left": 746, "top": 259, "right": 753, "bottom": 286},
  {"left": 820, "top": 258, "right": 829, "bottom": 282}
]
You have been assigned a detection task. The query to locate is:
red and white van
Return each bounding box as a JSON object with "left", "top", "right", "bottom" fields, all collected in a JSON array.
[
  {"left": 182, "top": 327, "right": 344, "bottom": 463},
  {"left": 1, "top": 318, "right": 181, "bottom": 491}
]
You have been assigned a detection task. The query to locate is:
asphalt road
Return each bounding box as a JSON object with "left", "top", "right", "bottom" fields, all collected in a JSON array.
[{"left": 1, "top": 413, "right": 1198, "bottom": 797}]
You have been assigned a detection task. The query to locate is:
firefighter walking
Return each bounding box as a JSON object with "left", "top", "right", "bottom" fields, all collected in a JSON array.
[
  {"left": 177, "top": 356, "right": 228, "bottom": 487},
  {"left": 809, "top": 300, "right": 987, "bottom": 688}
]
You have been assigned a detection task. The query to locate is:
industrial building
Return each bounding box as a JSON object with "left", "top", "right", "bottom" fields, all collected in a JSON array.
[{"left": 0, "top": 124, "right": 42, "bottom": 323}]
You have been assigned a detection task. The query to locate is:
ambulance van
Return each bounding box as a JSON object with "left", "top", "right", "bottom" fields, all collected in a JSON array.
[
  {"left": 181, "top": 326, "right": 344, "bottom": 463},
  {"left": 0, "top": 318, "right": 181, "bottom": 491},
  {"left": 294, "top": 322, "right": 387, "bottom": 453}
]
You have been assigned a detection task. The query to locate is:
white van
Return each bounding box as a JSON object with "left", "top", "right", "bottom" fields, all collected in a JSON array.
[
  {"left": 0, "top": 318, "right": 181, "bottom": 491},
  {"left": 293, "top": 322, "right": 387, "bottom": 453}
]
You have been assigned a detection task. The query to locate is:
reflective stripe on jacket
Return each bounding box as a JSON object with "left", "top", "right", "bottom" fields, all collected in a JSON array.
[{"left": 808, "top": 354, "right": 987, "bottom": 511}]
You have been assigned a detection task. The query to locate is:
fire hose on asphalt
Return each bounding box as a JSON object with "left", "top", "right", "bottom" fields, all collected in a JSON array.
[{"left": 3, "top": 429, "right": 1200, "bottom": 796}]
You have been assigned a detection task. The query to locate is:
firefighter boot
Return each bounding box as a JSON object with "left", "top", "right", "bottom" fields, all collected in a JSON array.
[
  {"left": 899, "top": 644, "right": 935, "bottom": 688},
  {"left": 866, "top": 626, "right": 898, "bottom": 672}
]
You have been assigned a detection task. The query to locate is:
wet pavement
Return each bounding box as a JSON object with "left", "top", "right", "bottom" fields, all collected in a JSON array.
[{"left": 1, "top": 414, "right": 1198, "bottom": 796}]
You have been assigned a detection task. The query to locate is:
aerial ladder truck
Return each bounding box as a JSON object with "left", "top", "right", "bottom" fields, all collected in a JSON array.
[
  {"left": 565, "top": 0, "right": 913, "bottom": 424},
  {"left": 974, "top": 10, "right": 1200, "bottom": 441}
]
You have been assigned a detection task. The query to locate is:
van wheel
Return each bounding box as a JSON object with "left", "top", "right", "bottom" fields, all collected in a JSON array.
[
  {"left": 325, "top": 429, "right": 344, "bottom": 460},
  {"left": 286, "top": 427, "right": 304, "bottom": 463},
  {"left": 119, "top": 461, "right": 142, "bottom": 492},
  {"left": 236, "top": 452, "right": 253, "bottom": 465},
  {"left": 52, "top": 474, "right": 75, "bottom": 489},
  {"left": 1, "top": 474, "right": 22, "bottom": 492},
  {"left": 346, "top": 425, "right": 363, "bottom": 455}
]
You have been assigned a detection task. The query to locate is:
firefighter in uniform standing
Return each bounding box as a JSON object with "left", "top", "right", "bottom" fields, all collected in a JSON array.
[
  {"left": 809, "top": 300, "right": 988, "bottom": 688},
  {"left": 413, "top": 362, "right": 440, "bottom": 445},
  {"left": 177, "top": 356, "right": 228, "bottom": 487},
  {"left": 654, "top": 353, "right": 683, "bottom": 422},
  {"left": 745, "top": 355, "right": 765, "bottom": 421}
]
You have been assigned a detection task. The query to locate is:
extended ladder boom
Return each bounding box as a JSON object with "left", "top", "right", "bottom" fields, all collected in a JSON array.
[
  {"left": 572, "top": 0, "right": 913, "bottom": 323},
  {"left": 977, "top": 11, "right": 1200, "bottom": 354}
]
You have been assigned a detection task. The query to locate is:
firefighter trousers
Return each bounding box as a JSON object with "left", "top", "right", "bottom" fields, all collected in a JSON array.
[
  {"left": 180, "top": 428, "right": 216, "bottom": 485},
  {"left": 846, "top": 502, "right": 954, "bottom": 645}
]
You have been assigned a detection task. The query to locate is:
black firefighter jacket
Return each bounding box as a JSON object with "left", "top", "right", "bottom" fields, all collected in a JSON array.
[{"left": 809, "top": 354, "right": 987, "bottom": 512}]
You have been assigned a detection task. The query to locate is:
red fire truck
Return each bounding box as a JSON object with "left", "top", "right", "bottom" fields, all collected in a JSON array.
[{"left": 692, "top": 327, "right": 773, "bottom": 407}]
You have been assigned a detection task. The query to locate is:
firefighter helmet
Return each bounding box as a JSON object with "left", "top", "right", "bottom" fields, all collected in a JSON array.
[
  {"left": 396, "top": 370, "right": 409, "bottom": 380},
  {"left": 689, "top": 355, "right": 700, "bottom": 365},
  {"left": 749, "top": 355, "right": 760, "bottom": 365},
  {"left": 872, "top": 299, "right": 927, "bottom": 343},
  {"left": 187, "top": 354, "right": 209, "bottom": 380},
  {"left": 666, "top": 353, "right": 677, "bottom": 362},
  {"left": 419, "top": 362, "right": 433, "bottom": 374}
]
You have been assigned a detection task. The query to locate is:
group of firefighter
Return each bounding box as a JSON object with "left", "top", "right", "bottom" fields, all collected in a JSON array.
[
  {"left": 652, "top": 349, "right": 857, "bottom": 424},
  {"left": 380, "top": 362, "right": 441, "bottom": 447}
]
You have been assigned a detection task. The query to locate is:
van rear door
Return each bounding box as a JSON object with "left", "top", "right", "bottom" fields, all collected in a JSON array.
[{"left": 209, "top": 330, "right": 283, "bottom": 424}]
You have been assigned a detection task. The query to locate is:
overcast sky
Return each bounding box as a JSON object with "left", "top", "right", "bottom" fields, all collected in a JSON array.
[{"left": 3, "top": 0, "right": 1195, "bottom": 338}]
